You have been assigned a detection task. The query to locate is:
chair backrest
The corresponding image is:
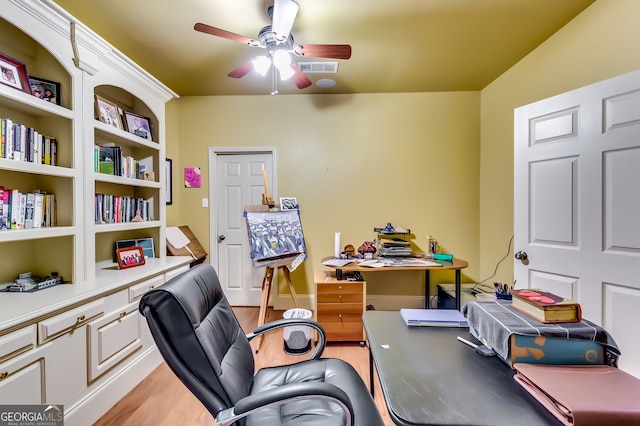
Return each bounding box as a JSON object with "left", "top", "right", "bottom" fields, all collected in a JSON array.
[{"left": 139, "top": 264, "right": 255, "bottom": 417}]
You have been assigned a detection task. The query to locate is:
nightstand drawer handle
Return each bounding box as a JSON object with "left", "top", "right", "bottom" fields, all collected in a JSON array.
[
  {"left": 76, "top": 315, "right": 85, "bottom": 322},
  {"left": 0, "top": 371, "right": 8, "bottom": 380},
  {"left": 120, "top": 311, "right": 127, "bottom": 318}
]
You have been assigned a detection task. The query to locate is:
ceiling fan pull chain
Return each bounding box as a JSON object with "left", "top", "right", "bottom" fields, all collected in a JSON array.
[{"left": 271, "top": 63, "right": 278, "bottom": 95}]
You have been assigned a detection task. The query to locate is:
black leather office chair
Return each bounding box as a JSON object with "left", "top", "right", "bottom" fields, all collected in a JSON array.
[{"left": 139, "top": 264, "right": 384, "bottom": 426}]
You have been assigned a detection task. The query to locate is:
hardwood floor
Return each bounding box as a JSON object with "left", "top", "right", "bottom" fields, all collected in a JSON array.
[{"left": 94, "top": 307, "right": 393, "bottom": 425}]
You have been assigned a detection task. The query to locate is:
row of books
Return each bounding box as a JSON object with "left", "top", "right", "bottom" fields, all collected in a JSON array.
[
  {"left": 0, "top": 187, "right": 56, "bottom": 230},
  {"left": 1, "top": 118, "right": 58, "bottom": 165},
  {"left": 95, "top": 193, "right": 154, "bottom": 224},
  {"left": 94, "top": 145, "right": 148, "bottom": 180}
]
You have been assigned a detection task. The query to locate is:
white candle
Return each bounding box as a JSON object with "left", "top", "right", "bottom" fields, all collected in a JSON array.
[{"left": 334, "top": 232, "right": 341, "bottom": 258}]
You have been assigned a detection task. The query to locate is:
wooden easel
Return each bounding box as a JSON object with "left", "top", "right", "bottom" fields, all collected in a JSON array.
[{"left": 252, "top": 170, "right": 300, "bottom": 352}]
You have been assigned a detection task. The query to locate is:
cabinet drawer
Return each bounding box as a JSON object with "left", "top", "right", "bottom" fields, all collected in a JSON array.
[
  {"left": 317, "top": 312, "right": 363, "bottom": 341},
  {"left": 317, "top": 293, "right": 363, "bottom": 304},
  {"left": 317, "top": 283, "right": 363, "bottom": 295},
  {"left": 87, "top": 301, "right": 142, "bottom": 382},
  {"left": 0, "top": 325, "right": 36, "bottom": 363},
  {"left": 165, "top": 265, "right": 190, "bottom": 282},
  {"left": 316, "top": 303, "right": 363, "bottom": 315},
  {"left": 39, "top": 299, "right": 105, "bottom": 344},
  {"left": 129, "top": 275, "right": 165, "bottom": 302}
]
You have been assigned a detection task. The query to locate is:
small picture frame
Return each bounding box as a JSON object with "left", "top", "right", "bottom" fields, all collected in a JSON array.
[
  {"left": 165, "top": 158, "right": 173, "bottom": 205},
  {"left": 280, "top": 197, "right": 298, "bottom": 210},
  {"left": 95, "top": 95, "right": 123, "bottom": 130},
  {"left": 29, "top": 76, "right": 60, "bottom": 105},
  {"left": 123, "top": 111, "right": 153, "bottom": 141},
  {"left": 115, "top": 238, "right": 155, "bottom": 260},
  {"left": 0, "top": 52, "right": 31, "bottom": 94},
  {"left": 116, "top": 246, "right": 146, "bottom": 269}
]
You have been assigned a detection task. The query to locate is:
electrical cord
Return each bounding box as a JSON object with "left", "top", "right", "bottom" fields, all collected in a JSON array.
[{"left": 470, "top": 235, "right": 514, "bottom": 293}]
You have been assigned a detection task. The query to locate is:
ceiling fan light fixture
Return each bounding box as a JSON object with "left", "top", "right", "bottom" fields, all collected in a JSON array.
[
  {"left": 273, "top": 49, "right": 294, "bottom": 80},
  {"left": 252, "top": 55, "right": 271, "bottom": 76}
]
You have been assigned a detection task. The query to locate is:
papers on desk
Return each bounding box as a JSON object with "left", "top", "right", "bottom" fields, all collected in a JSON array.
[
  {"left": 400, "top": 308, "right": 469, "bottom": 327},
  {"left": 358, "top": 259, "right": 386, "bottom": 268},
  {"left": 322, "top": 258, "right": 354, "bottom": 267}
]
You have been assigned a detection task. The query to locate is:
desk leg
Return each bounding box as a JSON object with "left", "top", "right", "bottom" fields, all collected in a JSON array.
[
  {"left": 424, "top": 270, "right": 431, "bottom": 309},
  {"left": 455, "top": 269, "right": 461, "bottom": 311},
  {"left": 369, "top": 343, "right": 374, "bottom": 397}
]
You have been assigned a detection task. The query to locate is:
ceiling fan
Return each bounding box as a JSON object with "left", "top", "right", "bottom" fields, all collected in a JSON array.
[{"left": 194, "top": 0, "right": 351, "bottom": 93}]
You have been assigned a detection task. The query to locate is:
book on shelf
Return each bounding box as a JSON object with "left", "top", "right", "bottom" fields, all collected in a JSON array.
[
  {"left": 510, "top": 289, "right": 582, "bottom": 323},
  {"left": 98, "top": 145, "right": 117, "bottom": 175}
]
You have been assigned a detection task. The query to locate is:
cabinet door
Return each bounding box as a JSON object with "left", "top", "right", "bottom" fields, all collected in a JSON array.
[
  {"left": 0, "top": 350, "right": 45, "bottom": 404},
  {"left": 87, "top": 301, "right": 142, "bottom": 382}
]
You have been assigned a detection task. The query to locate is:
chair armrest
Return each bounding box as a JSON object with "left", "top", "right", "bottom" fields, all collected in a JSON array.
[
  {"left": 215, "top": 382, "right": 354, "bottom": 426},
  {"left": 246, "top": 318, "right": 326, "bottom": 359}
]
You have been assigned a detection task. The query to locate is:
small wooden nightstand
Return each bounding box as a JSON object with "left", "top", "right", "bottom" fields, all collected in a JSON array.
[{"left": 314, "top": 271, "right": 366, "bottom": 343}]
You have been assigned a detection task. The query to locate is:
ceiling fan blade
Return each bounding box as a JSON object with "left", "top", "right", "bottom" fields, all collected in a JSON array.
[
  {"left": 272, "top": 0, "right": 299, "bottom": 40},
  {"left": 290, "top": 63, "right": 312, "bottom": 89},
  {"left": 294, "top": 44, "right": 352, "bottom": 60},
  {"left": 227, "top": 60, "right": 255, "bottom": 79},
  {"left": 194, "top": 23, "right": 256, "bottom": 46}
]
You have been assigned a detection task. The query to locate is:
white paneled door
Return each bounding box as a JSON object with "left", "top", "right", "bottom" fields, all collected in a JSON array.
[
  {"left": 514, "top": 70, "right": 640, "bottom": 378},
  {"left": 210, "top": 149, "right": 275, "bottom": 306}
]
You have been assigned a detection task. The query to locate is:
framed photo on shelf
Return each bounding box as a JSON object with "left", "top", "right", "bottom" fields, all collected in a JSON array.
[
  {"left": 116, "top": 246, "right": 146, "bottom": 269},
  {"left": 94, "top": 95, "right": 123, "bottom": 130},
  {"left": 123, "top": 111, "right": 153, "bottom": 141},
  {"left": 29, "top": 76, "right": 60, "bottom": 105},
  {"left": 0, "top": 52, "right": 31, "bottom": 94},
  {"left": 115, "top": 238, "right": 155, "bottom": 260},
  {"left": 165, "top": 158, "right": 173, "bottom": 205},
  {"left": 279, "top": 197, "right": 298, "bottom": 210}
]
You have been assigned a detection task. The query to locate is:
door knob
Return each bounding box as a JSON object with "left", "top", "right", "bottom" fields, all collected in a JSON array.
[
  {"left": 515, "top": 251, "right": 529, "bottom": 265},
  {"left": 218, "top": 235, "right": 226, "bottom": 243}
]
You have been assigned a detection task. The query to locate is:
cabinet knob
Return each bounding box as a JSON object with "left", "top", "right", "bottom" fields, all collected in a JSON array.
[
  {"left": 149, "top": 285, "right": 155, "bottom": 289},
  {"left": 338, "top": 313, "right": 342, "bottom": 319},
  {"left": 76, "top": 315, "right": 85, "bottom": 322},
  {"left": 338, "top": 286, "right": 342, "bottom": 290},
  {"left": 120, "top": 311, "right": 127, "bottom": 318},
  {"left": 0, "top": 371, "right": 8, "bottom": 380}
]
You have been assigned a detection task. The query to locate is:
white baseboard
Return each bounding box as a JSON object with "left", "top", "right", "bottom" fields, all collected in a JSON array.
[{"left": 64, "top": 347, "right": 163, "bottom": 426}]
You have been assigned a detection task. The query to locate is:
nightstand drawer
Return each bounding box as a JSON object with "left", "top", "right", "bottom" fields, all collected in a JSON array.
[
  {"left": 317, "top": 303, "right": 363, "bottom": 315},
  {"left": 317, "top": 283, "right": 363, "bottom": 295},
  {"left": 317, "top": 293, "right": 363, "bottom": 303},
  {"left": 317, "top": 312, "right": 363, "bottom": 341}
]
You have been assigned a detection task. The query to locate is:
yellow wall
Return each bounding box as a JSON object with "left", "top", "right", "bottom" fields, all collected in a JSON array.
[
  {"left": 479, "top": 0, "right": 640, "bottom": 283},
  {"left": 167, "top": 92, "right": 480, "bottom": 297},
  {"left": 166, "top": 0, "right": 640, "bottom": 299}
]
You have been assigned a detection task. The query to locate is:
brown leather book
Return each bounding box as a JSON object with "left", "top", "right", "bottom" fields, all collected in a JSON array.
[{"left": 514, "top": 363, "right": 640, "bottom": 425}]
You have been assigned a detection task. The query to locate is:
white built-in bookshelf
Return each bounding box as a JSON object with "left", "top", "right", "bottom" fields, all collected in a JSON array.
[{"left": 0, "top": 0, "right": 177, "bottom": 286}]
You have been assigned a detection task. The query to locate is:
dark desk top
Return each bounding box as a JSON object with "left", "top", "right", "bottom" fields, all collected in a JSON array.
[{"left": 363, "top": 311, "right": 559, "bottom": 426}]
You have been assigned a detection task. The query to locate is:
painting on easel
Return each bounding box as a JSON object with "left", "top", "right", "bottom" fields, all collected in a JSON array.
[{"left": 245, "top": 210, "right": 307, "bottom": 263}]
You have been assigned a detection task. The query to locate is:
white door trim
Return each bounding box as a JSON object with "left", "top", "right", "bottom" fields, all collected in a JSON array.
[{"left": 208, "top": 146, "right": 278, "bottom": 300}]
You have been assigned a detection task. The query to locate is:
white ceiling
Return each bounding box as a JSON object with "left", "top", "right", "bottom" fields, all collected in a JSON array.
[{"left": 53, "top": 0, "right": 596, "bottom": 97}]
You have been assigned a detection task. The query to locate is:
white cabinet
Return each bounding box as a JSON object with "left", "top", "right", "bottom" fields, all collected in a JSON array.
[{"left": 0, "top": 1, "right": 186, "bottom": 424}]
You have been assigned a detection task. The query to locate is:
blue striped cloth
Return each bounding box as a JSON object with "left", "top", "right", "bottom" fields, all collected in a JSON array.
[{"left": 462, "top": 301, "right": 620, "bottom": 366}]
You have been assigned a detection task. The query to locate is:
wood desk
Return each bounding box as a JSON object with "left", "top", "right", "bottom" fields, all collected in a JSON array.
[
  {"left": 363, "top": 311, "right": 560, "bottom": 425},
  {"left": 322, "top": 257, "right": 469, "bottom": 309}
]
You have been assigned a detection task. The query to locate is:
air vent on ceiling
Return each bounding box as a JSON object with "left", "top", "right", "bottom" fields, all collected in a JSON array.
[{"left": 297, "top": 62, "right": 338, "bottom": 73}]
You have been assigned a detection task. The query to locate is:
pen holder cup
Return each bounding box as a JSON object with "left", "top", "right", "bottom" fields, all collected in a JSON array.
[{"left": 495, "top": 292, "right": 512, "bottom": 301}]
